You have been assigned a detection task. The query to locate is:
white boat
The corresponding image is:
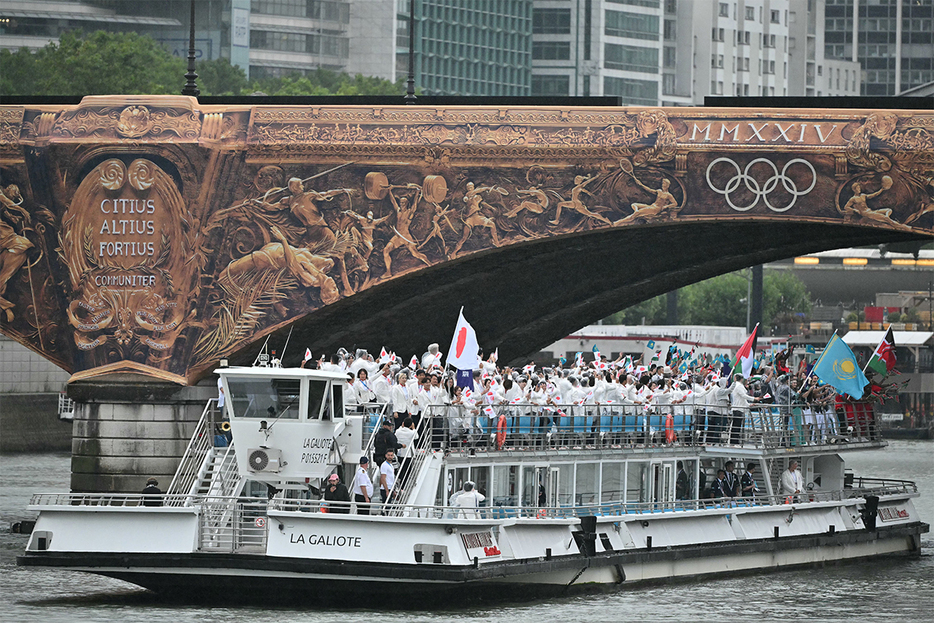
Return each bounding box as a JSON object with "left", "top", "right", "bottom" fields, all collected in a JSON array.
[{"left": 17, "top": 364, "right": 929, "bottom": 604}]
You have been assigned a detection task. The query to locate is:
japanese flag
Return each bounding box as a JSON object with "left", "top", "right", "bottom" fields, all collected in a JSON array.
[
  {"left": 483, "top": 406, "right": 495, "bottom": 417},
  {"left": 303, "top": 348, "right": 312, "bottom": 362},
  {"left": 409, "top": 354, "right": 418, "bottom": 369},
  {"left": 379, "top": 347, "right": 390, "bottom": 364},
  {"left": 446, "top": 307, "right": 480, "bottom": 370}
]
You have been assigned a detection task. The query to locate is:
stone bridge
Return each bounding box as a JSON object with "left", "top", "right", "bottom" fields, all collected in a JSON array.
[{"left": 1, "top": 97, "right": 932, "bottom": 384}]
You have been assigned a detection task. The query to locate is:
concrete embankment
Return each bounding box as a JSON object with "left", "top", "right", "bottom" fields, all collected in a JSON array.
[{"left": 0, "top": 393, "right": 73, "bottom": 452}]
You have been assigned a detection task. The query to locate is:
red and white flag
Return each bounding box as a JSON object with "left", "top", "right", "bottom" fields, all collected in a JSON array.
[
  {"left": 446, "top": 307, "right": 480, "bottom": 370},
  {"left": 409, "top": 354, "right": 419, "bottom": 369},
  {"left": 303, "top": 348, "right": 312, "bottom": 362},
  {"left": 483, "top": 406, "right": 495, "bottom": 417},
  {"left": 379, "top": 347, "right": 390, "bottom": 364}
]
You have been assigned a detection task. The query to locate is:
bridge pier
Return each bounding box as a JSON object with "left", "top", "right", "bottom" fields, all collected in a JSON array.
[{"left": 67, "top": 378, "right": 213, "bottom": 493}]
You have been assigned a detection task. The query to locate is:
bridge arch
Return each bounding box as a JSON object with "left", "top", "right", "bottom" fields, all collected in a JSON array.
[{"left": 0, "top": 97, "right": 930, "bottom": 382}]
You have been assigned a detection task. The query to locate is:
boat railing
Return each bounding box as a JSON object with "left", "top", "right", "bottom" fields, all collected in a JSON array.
[
  {"left": 416, "top": 401, "right": 881, "bottom": 451},
  {"left": 353, "top": 401, "right": 391, "bottom": 468},
  {"left": 383, "top": 410, "right": 436, "bottom": 510},
  {"left": 266, "top": 478, "right": 918, "bottom": 519},
  {"left": 166, "top": 398, "right": 218, "bottom": 498}
]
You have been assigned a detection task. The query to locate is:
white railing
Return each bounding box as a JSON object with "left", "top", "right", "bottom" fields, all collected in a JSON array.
[
  {"left": 166, "top": 399, "right": 217, "bottom": 498},
  {"left": 384, "top": 412, "right": 435, "bottom": 511},
  {"left": 417, "top": 401, "right": 881, "bottom": 451}
]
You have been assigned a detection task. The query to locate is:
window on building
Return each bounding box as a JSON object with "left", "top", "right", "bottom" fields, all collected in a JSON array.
[
  {"left": 665, "top": 0, "right": 677, "bottom": 14},
  {"left": 745, "top": 6, "right": 754, "bottom": 20},
  {"left": 712, "top": 27, "right": 725, "bottom": 41},
  {"left": 533, "top": 8, "right": 572, "bottom": 34},
  {"left": 605, "top": 10, "right": 660, "bottom": 40},
  {"left": 664, "top": 19, "right": 676, "bottom": 40},
  {"left": 605, "top": 43, "right": 659, "bottom": 73},
  {"left": 663, "top": 46, "right": 677, "bottom": 68},
  {"left": 771, "top": 9, "right": 780, "bottom": 23},
  {"left": 532, "top": 41, "right": 571, "bottom": 60},
  {"left": 719, "top": 2, "right": 729, "bottom": 17},
  {"left": 663, "top": 73, "right": 676, "bottom": 94},
  {"left": 531, "top": 74, "right": 570, "bottom": 96},
  {"left": 604, "top": 75, "right": 659, "bottom": 105}
]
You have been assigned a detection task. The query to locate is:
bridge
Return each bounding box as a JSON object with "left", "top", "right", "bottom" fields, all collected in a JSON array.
[
  {"left": 1, "top": 97, "right": 932, "bottom": 385},
  {"left": 3, "top": 96, "right": 933, "bottom": 491}
]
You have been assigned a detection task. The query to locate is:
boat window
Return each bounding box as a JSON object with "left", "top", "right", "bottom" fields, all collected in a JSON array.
[
  {"left": 469, "top": 466, "right": 490, "bottom": 503},
  {"left": 555, "top": 464, "right": 572, "bottom": 506},
  {"left": 492, "top": 465, "right": 518, "bottom": 507},
  {"left": 575, "top": 463, "right": 598, "bottom": 506},
  {"left": 601, "top": 462, "right": 625, "bottom": 503},
  {"left": 627, "top": 461, "right": 650, "bottom": 504},
  {"left": 226, "top": 377, "right": 300, "bottom": 419},
  {"left": 331, "top": 383, "right": 344, "bottom": 419},
  {"left": 307, "top": 380, "right": 327, "bottom": 420},
  {"left": 520, "top": 466, "right": 540, "bottom": 507}
]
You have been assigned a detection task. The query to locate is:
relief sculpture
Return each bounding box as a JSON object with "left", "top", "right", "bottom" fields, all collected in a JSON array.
[{"left": 0, "top": 100, "right": 930, "bottom": 384}]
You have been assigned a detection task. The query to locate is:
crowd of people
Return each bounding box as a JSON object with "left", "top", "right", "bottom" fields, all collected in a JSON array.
[{"left": 307, "top": 342, "right": 876, "bottom": 449}]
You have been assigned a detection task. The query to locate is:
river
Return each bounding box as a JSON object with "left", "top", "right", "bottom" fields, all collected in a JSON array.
[{"left": 1, "top": 441, "right": 932, "bottom": 622}]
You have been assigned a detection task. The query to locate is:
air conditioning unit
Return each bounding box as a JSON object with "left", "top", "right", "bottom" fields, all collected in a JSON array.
[{"left": 247, "top": 447, "right": 283, "bottom": 473}]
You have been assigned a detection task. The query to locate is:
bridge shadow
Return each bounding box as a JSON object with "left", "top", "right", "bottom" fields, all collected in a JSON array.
[{"left": 234, "top": 220, "right": 925, "bottom": 366}]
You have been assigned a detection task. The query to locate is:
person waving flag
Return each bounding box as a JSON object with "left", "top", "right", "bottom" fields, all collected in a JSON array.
[
  {"left": 865, "top": 326, "right": 897, "bottom": 377},
  {"left": 729, "top": 323, "right": 759, "bottom": 379},
  {"left": 812, "top": 332, "right": 869, "bottom": 399}
]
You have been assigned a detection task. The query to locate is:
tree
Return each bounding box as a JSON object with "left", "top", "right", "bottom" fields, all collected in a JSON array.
[
  {"left": 1, "top": 31, "right": 406, "bottom": 97},
  {"left": 0, "top": 31, "right": 186, "bottom": 96},
  {"left": 197, "top": 57, "right": 249, "bottom": 96},
  {"left": 605, "top": 269, "right": 812, "bottom": 328}
]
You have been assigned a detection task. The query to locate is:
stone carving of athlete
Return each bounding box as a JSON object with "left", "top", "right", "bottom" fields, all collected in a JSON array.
[
  {"left": 383, "top": 184, "right": 430, "bottom": 277},
  {"left": 452, "top": 181, "right": 506, "bottom": 256},
  {"left": 504, "top": 185, "right": 549, "bottom": 218},
  {"left": 551, "top": 175, "right": 612, "bottom": 226},
  {"left": 614, "top": 169, "right": 680, "bottom": 226},
  {"left": 838, "top": 177, "right": 910, "bottom": 231},
  {"left": 0, "top": 184, "right": 34, "bottom": 322},
  {"left": 220, "top": 225, "right": 340, "bottom": 304},
  {"left": 418, "top": 202, "right": 456, "bottom": 253},
  {"left": 342, "top": 209, "right": 392, "bottom": 263}
]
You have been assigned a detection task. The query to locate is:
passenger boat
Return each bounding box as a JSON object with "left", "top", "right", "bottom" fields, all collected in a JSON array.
[{"left": 17, "top": 363, "right": 929, "bottom": 604}]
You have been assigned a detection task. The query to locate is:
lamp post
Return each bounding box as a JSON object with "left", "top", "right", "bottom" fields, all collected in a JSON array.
[
  {"left": 181, "top": 0, "right": 199, "bottom": 97},
  {"left": 404, "top": 0, "right": 416, "bottom": 103}
]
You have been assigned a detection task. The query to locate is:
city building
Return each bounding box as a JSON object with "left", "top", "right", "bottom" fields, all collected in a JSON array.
[
  {"left": 824, "top": 0, "right": 934, "bottom": 96},
  {"left": 530, "top": 0, "right": 665, "bottom": 104}
]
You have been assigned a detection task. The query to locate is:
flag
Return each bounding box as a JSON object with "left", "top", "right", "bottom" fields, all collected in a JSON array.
[
  {"left": 303, "top": 348, "right": 312, "bottom": 362},
  {"left": 812, "top": 333, "right": 869, "bottom": 399},
  {"left": 593, "top": 346, "right": 601, "bottom": 361},
  {"left": 730, "top": 324, "right": 759, "bottom": 379},
  {"left": 379, "top": 347, "right": 390, "bottom": 364},
  {"left": 575, "top": 352, "right": 584, "bottom": 367},
  {"left": 866, "top": 327, "right": 897, "bottom": 376},
  {"left": 558, "top": 356, "right": 567, "bottom": 366},
  {"left": 446, "top": 307, "right": 480, "bottom": 370},
  {"left": 805, "top": 344, "right": 815, "bottom": 354},
  {"left": 646, "top": 340, "right": 655, "bottom": 350},
  {"left": 456, "top": 368, "right": 474, "bottom": 390},
  {"left": 409, "top": 354, "right": 419, "bottom": 369}
]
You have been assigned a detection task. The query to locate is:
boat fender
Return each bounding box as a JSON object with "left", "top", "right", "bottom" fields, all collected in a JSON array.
[
  {"left": 495, "top": 414, "right": 507, "bottom": 450},
  {"left": 664, "top": 413, "right": 675, "bottom": 444}
]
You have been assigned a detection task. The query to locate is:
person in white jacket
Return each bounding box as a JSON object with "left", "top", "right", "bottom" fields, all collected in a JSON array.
[
  {"left": 391, "top": 371, "right": 417, "bottom": 428},
  {"left": 729, "top": 375, "right": 757, "bottom": 446},
  {"left": 780, "top": 460, "right": 804, "bottom": 502}
]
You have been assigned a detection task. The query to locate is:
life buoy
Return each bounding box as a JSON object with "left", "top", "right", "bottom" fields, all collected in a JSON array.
[
  {"left": 665, "top": 413, "right": 675, "bottom": 444},
  {"left": 495, "top": 414, "right": 507, "bottom": 450},
  {"left": 221, "top": 421, "right": 231, "bottom": 432},
  {"left": 536, "top": 509, "right": 547, "bottom": 519}
]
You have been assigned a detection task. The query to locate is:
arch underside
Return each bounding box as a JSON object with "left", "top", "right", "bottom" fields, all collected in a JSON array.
[{"left": 229, "top": 220, "right": 927, "bottom": 367}]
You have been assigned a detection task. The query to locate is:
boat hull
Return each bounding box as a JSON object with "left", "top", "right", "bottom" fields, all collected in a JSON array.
[{"left": 17, "top": 522, "right": 927, "bottom": 605}]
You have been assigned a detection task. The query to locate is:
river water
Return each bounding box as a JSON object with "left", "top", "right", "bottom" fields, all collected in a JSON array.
[{"left": 1, "top": 442, "right": 932, "bottom": 623}]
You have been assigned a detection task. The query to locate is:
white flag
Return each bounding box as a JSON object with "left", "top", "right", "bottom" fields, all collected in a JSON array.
[{"left": 446, "top": 307, "right": 480, "bottom": 370}]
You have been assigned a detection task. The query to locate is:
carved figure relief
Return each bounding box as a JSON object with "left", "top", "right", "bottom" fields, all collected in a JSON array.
[{"left": 0, "top": 100, "right": 930, "bottom": 383}]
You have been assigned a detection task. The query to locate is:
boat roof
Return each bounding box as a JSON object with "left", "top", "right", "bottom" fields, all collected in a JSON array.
[{"left": 214, "top": 366, "right": 349, "bottom": 382}]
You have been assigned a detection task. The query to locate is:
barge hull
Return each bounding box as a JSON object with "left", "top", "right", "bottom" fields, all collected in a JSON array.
[{"left": 17, "top": 522, "right": 927, "bottom": 604}]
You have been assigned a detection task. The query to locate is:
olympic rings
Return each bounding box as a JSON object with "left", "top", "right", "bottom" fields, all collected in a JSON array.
[{"left": 706, "top": 157, "right": 816, "bottom": 212}]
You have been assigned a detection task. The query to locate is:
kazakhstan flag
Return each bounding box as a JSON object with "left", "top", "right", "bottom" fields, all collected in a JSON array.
[{"left": 812, "top": 334, "right": 869, "bottom": 399}]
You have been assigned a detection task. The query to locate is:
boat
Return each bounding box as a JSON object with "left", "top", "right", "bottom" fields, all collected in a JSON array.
[{"left": 17, "top": 363, "right": 929, "bottom": 605}]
